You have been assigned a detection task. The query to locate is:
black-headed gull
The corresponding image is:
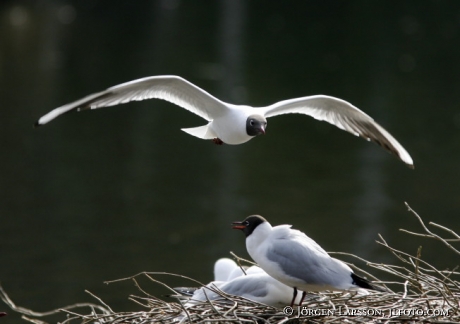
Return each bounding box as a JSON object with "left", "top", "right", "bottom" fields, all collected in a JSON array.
[
  {"left": 34, "top": 75, "right": 413, "bottom": 167},
  {"left": 232, "top": 215, "right": 386, "bottom": 306},
  {"left": 174, "top": 258, "right": 304, "bottom": 307}
]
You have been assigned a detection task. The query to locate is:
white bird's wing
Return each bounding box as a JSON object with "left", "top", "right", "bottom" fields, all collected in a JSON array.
[
  {"left": 272, "top": 225, "right": 329, "bottom": 256},
  {"left": 35, "top": 75, "right": 228, "bottom": 126},
  {"left": 219, "top": 275, "right": 269, "bottom": 299},
  {"left": 266, "top": 235, "right": 351, "bottom": 289},
  {"left": 262, "top": 95, "right": 413, "bottom": 167}
]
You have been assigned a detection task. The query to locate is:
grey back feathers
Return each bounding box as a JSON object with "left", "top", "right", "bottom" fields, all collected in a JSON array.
[{"left": 265, "top": 234, "right": 351, "bottom": 288}]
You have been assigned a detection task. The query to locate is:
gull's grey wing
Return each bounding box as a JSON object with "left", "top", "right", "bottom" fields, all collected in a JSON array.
[
  {"left": 262, "top": 95, "right": 413, "bottom": 167},
  {"left": 266, "top": 237, "right": 351, "bottom": 289},
  {"left": 220, "top": 276, "right": 269, "bottom": 298},
  {"left": 188, "top": 279, "right": 267, "bottom": 304},
  {"left": 35, "top": 75, "right": 228, "bottom": 126}
]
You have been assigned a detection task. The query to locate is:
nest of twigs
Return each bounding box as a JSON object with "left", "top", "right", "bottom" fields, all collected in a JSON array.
[{"left": 1, "top": 203, "right": 459, "bottom": 323}]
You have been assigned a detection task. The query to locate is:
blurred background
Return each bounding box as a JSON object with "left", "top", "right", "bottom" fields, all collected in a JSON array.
[{"left": 1, "top": 0, "right": 460, "bottom": 321}]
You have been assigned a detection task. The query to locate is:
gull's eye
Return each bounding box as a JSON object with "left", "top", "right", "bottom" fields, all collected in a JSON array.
[
  {"left": 244, "top": 221, "right": 249, "bottom": 226},
  {"left": 250, "top": 120, "right": 255, "bottom": 126}
]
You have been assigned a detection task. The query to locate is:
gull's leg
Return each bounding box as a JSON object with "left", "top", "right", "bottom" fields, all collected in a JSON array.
[
  {"left": 299, "top": 291, "right": 307, "bottom": 305},
  {"left": 290, "top": 287, "right": 298, "bottom": 307},
  {"left": 212, "top": 138, "right": 224, "bottom": 145}
]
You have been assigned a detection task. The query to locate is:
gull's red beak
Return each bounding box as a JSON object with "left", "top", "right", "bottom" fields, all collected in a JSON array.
[
  {"left": 260, "top": 126, "right": 266, "bottom": 135},
  {"left": 232, "top": 221, "right": 246, "bottom": 230}
]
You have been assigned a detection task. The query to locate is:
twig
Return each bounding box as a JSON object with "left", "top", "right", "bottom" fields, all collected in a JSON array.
[
  {"left": 429, "top": 222, "right": 460, "bottom": 239},
  {"left": 403, "top": 202, "right": 460, "bottom": 255},
  {"left": 84, "top": 290, "right": 114, "bottom": 314},
  {"left": 0, "top": 284, "right": 109, "bottom": 318}
]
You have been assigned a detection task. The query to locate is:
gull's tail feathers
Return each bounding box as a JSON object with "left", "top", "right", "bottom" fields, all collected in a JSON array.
[{"left": 181, "top": 124, "right": 215, "bottom": 140}]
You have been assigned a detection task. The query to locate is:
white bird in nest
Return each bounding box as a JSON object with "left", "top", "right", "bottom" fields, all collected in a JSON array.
[
  {"left": 173, "top": 257, "right": 305, "bottom": 307},
  {"left": 35, "top": 75, "right": 413, "bottom": 167},
  {"left": 232, "top": 215, "right": 387, "bottom": 307}
]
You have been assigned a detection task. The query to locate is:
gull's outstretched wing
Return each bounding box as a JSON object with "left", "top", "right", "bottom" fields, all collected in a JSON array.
[
  {"left": 262, "top": 95, "right": 413, "bottom": 167},
  {"left": 35, "top": 75, "right": 228, "bottom": 126}
]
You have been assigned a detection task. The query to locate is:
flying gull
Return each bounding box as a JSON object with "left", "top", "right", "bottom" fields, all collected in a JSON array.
[{"left": 35, "top": 75, "right": 413, "bottom": 167}]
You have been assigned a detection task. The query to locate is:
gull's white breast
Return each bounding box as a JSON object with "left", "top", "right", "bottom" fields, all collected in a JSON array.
[{"left": 209, "top": 105, "right": 254, "bottom": 145}]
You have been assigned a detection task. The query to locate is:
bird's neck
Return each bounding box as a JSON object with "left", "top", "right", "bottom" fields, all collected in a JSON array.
[{"left": 246, "top": 222, "right": 272, "bottom": 261}]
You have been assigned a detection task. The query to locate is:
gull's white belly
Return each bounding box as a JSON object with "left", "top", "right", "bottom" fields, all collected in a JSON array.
[{"left": 210, "top": 112, "right": 253, "bottom": 145}]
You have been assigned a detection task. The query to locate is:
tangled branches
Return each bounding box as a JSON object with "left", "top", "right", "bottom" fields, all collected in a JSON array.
[{"left": 1, "top": 202, "right": 459, "bottom": 323}]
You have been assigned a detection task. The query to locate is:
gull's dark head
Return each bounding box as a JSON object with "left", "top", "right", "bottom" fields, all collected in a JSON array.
[
  {"left": 246, "top": 115, "right": 267, "bottom": 137},
  {"left": 232, "top": 215, "right": 267, "bottom": 237}
]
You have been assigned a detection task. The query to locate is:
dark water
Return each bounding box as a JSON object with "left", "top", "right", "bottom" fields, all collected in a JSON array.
[{"left": 1, "top": 0, "right": 460, "bottom": 321}]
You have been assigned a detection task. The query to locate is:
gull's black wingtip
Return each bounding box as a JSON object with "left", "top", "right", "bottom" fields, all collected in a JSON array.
[
  {"left": 33, "top": 120, "right": 41, "bottom": 128},
  {"left": 351, "top": 273, "right": 389, "bottom": 293}
]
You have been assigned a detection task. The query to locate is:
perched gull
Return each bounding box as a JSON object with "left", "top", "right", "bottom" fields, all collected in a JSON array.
[
  {"left": 174, "top": 258, "right": 304, "bottom": 307},
  {"left": 232, "top": 215, "right": 386, "bottom": 306},
  {"left": 35, "top": 75, "right": 413, "bottom": 167}
]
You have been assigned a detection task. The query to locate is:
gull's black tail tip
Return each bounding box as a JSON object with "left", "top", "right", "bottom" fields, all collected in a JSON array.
[{"left": 351, "top": 273, "right": 389, "bottom": 293}]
